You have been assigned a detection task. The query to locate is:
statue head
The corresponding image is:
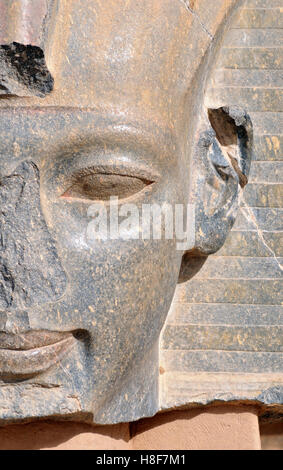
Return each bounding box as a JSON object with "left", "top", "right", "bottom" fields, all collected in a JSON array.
[{"left": 0, "top": 0, "right": 252, "bottom": 424}]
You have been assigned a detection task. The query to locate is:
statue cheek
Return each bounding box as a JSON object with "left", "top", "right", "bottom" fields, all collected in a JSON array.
[{"left": 0, "top": 161, "right": 67, "bottom": 311}]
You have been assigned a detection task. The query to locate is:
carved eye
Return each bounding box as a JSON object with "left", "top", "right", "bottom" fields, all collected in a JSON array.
[{"left": 61, "top": 172, "right": 154, "bottom": 201}]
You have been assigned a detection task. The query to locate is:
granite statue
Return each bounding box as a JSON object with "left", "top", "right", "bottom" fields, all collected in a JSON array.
[{"left": 0, "top": 0, "right": 253, "bottom": 425}]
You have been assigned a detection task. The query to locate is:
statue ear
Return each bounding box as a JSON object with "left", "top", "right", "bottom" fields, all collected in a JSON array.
[{"left": 179, "top": 106, "right": 253, "bottom": 283}]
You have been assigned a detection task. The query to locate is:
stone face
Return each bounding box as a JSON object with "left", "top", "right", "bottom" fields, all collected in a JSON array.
[
  {"left": 0, "top": 0, "right": 250, "bottom": 425},
  {"left": 0, "top": 0, "right": 281, "bottom": 428}
]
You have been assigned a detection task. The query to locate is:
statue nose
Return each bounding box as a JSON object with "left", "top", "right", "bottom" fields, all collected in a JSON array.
[{"left": 0, "top": 161, "right": 67, "bottom": 311}]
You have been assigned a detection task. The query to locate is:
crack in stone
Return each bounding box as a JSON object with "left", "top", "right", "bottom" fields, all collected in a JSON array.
[
  {"left": 178, "top": 0, "right": 213, "bottom": 40},
  {"left": 67, "top": 394, "right": 82, "bottom": 412},
  {"left": 0, "top": 381, "right": 60, "bottom": 388},
  {"left": 240, "top": 192, "right": 283, "bottom": 272}
]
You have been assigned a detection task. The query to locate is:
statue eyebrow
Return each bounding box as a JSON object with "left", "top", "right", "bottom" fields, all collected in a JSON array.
[
  {"left": 69, "top": 163, "right": 160, "bottom": 183},
  {"left": 0, "top": 107, "right": 179, "bottom": 167},
  {"left": 51, "top": 115, "right": 179, "bottom": 164},
  {"left": 54, "top": 139, "right": 162, "bottom": 182}
]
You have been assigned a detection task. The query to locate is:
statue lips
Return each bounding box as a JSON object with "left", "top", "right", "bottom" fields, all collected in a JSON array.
[{"left": 0, "top": 331, "right": 75, "bottom": 378}]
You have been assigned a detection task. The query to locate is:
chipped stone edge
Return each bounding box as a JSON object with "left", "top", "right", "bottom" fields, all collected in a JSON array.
[{"left": 159, "top": 387, "right": 283, "bottom": 423}]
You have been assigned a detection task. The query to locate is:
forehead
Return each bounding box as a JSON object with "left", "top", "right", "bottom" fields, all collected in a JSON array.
[
  {"left": 51, "top": 0, "right": 195, "bottom": 112},
  {"left": 0, "top": 0, "right": 211, "bottom": 124},
  {"left": 0, "top": 0, "right": 214, "bottom": 174},
  {"left": 0, "top": 107, "right": 183, "bottom": 178}
]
